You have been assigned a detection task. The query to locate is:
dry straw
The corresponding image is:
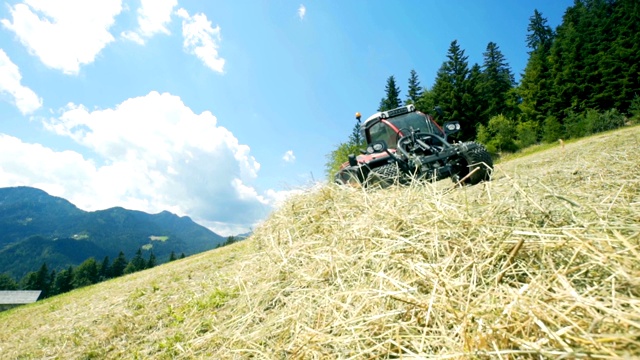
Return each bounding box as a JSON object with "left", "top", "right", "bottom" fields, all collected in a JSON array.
[{"left": 1, "top": 127, "right": 639, "bottom": 359}]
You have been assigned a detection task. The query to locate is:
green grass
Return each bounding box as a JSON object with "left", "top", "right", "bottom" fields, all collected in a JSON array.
[{"left": 495, "top": 123, "right": 640, "bottom": 163}]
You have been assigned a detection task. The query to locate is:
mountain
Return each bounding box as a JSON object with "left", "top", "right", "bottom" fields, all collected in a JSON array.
[
  {"left": 0, "top": 187, "right": 226, "bottom": 279},
  {"left": 233, "top": 231, "right": 253, "bottom": 239}
]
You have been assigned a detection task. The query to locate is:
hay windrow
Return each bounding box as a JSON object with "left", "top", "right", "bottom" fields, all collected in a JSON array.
[{"left": 1, "top": 127, "right": 639, "bottom": 359}]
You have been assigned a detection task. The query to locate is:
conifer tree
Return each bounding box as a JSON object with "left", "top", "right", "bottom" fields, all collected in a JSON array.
[
  {"left": 99, "top": 256, "right": 110, "bottom": 280},
  {"left": 52, "top": 266, "right": 74, "bottom": 295},
  {"left": 526, "top": 9, "right": 554, "bottom": 51},
  {"left": 405, "top": 69, "right": 423, "bottom": 105},
  {"left": 125, "top": 248, "right": 146, "bottom": 274},
  {"left": 110, "top": 251, "right": 128, "bottom": 278},
  {"left": 73, "top": 258, "right": 99, "bottom": 288},
  {"left": 35, "top": 263, "right": 51, "bottom": 297},
  {"left": 48, "top": 269, "right": 56, "bottom": 297},
  {"left": 378, "top": 76, "right": 402, "bottom": 111},
  {"left": 146, "top": 251, "right": 156, "bottom": 269},
  {"left": 0, "top": 273, "right": 18, "bottom": 290},
  {"left": 478, "top": 42, "right": 515, "bottom": 124},
  {"left": 21, "top": 271, "right": 38, "bottom": 291},
  {"left": 22, "top": 263, "right": 53, "bottom": 297},
  {"left": 544, "top": 0, "right": 640, "bottom": 120},
  {"left": 466, "top": 63, "right": 484, "bottom": 119},
  {"left": 519, "top": 9, "right": 554, "bottom": 125},
  {"left": 430, "top": 40, "right": 475, "bottom": 139}
]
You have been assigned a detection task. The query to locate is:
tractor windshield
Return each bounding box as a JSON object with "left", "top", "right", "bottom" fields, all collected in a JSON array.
[
  {"left": 368, "top": 112, "right": 443, "bottom": 148},
  {"left": 388, "top": 112, "right": 443, "bottom": 137}
]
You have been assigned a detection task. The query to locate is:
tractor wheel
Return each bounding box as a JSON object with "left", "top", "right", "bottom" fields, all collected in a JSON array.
[
  {"left": 365, "top": 163, "right": 402, "bottom": 188},
  {"left": 456, "top": 142, "right": 493, "bottom": 185}
]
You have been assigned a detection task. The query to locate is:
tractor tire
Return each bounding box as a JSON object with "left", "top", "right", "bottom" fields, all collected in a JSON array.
[
  {"left": 365, "top": 163, "right": 402, "bottom": 188},
  {"left": 456, "top": 142, "right": 493, "bottom": 185}
]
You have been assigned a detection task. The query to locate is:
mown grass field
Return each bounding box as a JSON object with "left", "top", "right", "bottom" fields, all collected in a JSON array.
[{"left": 1, "top": 126, "right": 639, "bottom": 359}]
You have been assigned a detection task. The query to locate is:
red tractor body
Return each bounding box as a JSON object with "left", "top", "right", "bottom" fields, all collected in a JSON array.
[{"left": 335, "top": 105, "right": 493, "bottom": 187}]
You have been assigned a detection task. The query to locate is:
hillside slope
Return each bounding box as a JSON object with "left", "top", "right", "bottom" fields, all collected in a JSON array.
[{"left": 1, "top": 127, "right": 639, "bottom": 359}]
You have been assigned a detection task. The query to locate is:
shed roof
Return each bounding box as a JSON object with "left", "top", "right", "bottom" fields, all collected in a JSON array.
[{"left": 0, "top": 291, "right": 42, "bottom": 304}]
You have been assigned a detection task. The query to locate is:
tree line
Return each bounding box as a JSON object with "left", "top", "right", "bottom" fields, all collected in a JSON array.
[
  {"left": 326, "top": 0, "right": 639, "bottom": 176},
  {"left": 0, "top": 248, "right": 186, "bottom": 299}
]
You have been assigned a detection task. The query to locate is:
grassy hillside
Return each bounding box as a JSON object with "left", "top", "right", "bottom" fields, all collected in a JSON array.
[{"left": 1, "top": 127, "right": 639, "bottom": 359}]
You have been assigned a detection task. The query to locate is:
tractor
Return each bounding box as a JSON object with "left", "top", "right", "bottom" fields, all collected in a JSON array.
[{"left": 334, "top": 104, "right": 493, "bottom": 187}]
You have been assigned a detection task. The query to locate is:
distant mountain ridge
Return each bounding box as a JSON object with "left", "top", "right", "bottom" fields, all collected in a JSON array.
[{"left": 0, "top": 186, "right": 225, "bottom": 279}]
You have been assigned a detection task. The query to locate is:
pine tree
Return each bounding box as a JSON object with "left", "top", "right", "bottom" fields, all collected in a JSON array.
[
  {"left": 125, "top": 248, "right": 146, "bottom": 274},
  {"left": 595, "top": 0, "right": 640, "bottom": 113},
  {"left": 405, "top": 69, "right": 423, "bottom": 105},
  {"left": 52, "top": 266, "right": 74, "bottom": 295},
  {"left": 519, "top": 9, "right": 555, "bottom": 125},
  {"left": 478, "top": 42, "right": 515, "bottom": 124},
  {"left": 146, "top": 252, "right": 156, "bottom": 269},
  {"left": 169, "top": 251, "right": 177, "bottom": 262},
  {"left": 48, "top": 269, "right": 56, "bottom": 297},
  {"left": 548, "top": 4, "right": 583, "bottom": 117},
  {"left": 20, "top": 271, "right": 38, "bottom": 291},
  {"left": 546, "top": 0, "right": 639, "bottom": 118},
  {"left": 179, "top": 253, "right": 186, "bottom": 259},
  {"left": 224, "top": 236, "right": 237, "bottom": 246},
  {"left": 110, "top": 251, "right": 127, "bottom": 277},
  {"left": 430, "top": 40, "right": 475, "bottom": 139},
  {"left": 0, "top": 273, "right": 18, "bottom": 290},
  {"left": 73, "top": 258, "right": 99, "bottom": 288},
  {"left": 466, "top": 63, "right": 484, "bottom": 124},
  {"left": 378, "top": 76, "right": 402, "bottom": 111},
  {"left": 526, "top": 9, "right": 554, "bottom": 51},
  {"left": 415, "top": 88, "right": 435, "bottom": 115},
  {"left": 99, "top": 256, "right": 111, "bottom": 280},
  {"left": 19, "top": 263, "right": 53, "bottom": 296}
]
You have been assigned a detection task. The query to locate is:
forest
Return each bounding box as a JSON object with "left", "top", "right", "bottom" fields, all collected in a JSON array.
[
  {"left": 0, "top": 249, "right": 183, "bottom": 299},
  {"left": 327, "top": 0, "right": 640, "bottom": 176},
  {"left": 0, "top": 234, "right": 243, "bottom": 300},
  {"left": 0, "top": 235, "right": 247, "bottom": 301}
]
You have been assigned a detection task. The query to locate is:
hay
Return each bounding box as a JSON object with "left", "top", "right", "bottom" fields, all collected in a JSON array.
[
  {"left": 195, "top": 129, "right": 640, "bottom": 358},
  {"left": 1, "top": 128, "right": 639, "bottom": 359}
]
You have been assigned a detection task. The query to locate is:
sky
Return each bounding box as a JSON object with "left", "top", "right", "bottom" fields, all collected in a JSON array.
[{"left": 0, "top": 0, "right": 574, "bottom": 236}]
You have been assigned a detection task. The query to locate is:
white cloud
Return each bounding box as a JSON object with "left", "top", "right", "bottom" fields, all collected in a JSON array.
[
  {"left": 0, "top": 49, "right": 42, "bottom": 114},
  {"left": 282, "top": 150, "right": 296, "bottom": 163},
  {"left": 121, "top": 31, "right": 145, "bottom": 45},
  {"left": 264, "top": 187, "right": 304, "bottom": 208},
  {"left": 1, "top": 0, "right": 123, "bottom": 75},
  {"left": 176, "top": 8, "right": 225, "bottom": 73},
  {"left": 298, "top": 4, "right": 306, "bottom": 20},
  {"left": 34, "top": 91, "right": 275, "bottom": 233},
  {"left": 0, "top": 128, "right": 312, "bottom": 236},
  {"left": 122, "top": 0, "right": 177, "bottom": 45},
  {"left": 0, "top": 134, "right": 97, "bottom": 201}
]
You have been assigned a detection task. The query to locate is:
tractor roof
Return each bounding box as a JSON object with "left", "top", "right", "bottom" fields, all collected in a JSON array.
[
  {"left": 360, "top": 104, "right": 416, "bottom": 130},
  {"left": 361, "top": 112, "right": 382, "bottom": 129}
]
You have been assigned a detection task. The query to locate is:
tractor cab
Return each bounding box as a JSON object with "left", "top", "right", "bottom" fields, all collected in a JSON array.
[
  {"left": 360, "top": 105, "right": 445, "bottom": 149},
  {"left": 336, "top": 104, "right": 491, "bottom": 187}
]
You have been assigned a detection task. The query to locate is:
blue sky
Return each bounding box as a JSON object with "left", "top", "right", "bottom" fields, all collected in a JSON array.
[{"left": 0, "top": 0, "right": 573, "bottom": 235}]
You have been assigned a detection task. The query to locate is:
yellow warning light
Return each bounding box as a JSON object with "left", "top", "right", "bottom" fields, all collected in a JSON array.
[{"left": 355, "top": 112, "right": 361, "bottom": 120}]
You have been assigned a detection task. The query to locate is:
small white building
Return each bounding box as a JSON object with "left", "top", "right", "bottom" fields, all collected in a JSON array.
[{"left": 0, "top": 290, "right": 42, "bottom": 311}]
